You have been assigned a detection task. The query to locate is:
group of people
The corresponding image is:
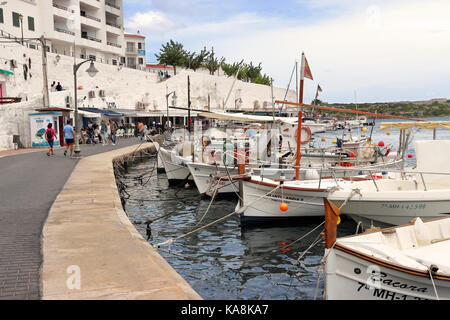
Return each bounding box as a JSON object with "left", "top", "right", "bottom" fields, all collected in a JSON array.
[
  {"left": 50, "top": 81, "right": 63, "bottom": 92},
  {"left": 43, "top": 119, "right": 119, "bottom": 157},
  {"left": 82, "top": 119, "right": 118, "bottom": 146}
]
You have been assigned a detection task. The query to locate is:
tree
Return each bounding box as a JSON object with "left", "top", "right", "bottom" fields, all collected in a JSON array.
[
  {"left": 155, "top": 40, "right": 186, "bottom": 75},
  {"left": 182, "top": 48, "right": 210, "bottom": 71}
]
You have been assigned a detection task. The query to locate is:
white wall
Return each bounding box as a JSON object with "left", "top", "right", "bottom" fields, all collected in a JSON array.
[{"left": 0, "top": 43, "right": 297, "bottom": 149}]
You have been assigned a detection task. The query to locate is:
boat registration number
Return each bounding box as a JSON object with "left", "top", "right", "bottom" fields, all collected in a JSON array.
[
  {"left": 380, "top": 203, "right": 426, "bottom": 210},
  {"left": 356, "top": 282, "right": 427, "bottom": 300}
]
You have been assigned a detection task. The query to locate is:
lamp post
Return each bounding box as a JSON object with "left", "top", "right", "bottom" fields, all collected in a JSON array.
[
  {"left": 165, "top": 88, "right": 176, "bottom": 130},
  {"left": 73, "top": 59, "right": 99, "bottom": 156},
  {"left": 18, "top": 14, "right": 23, "bottom": 45}
]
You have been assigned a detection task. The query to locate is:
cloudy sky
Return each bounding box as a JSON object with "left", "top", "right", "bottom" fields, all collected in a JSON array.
[{"left": 123, "top": 0, "right": 450, "bottom": 103}]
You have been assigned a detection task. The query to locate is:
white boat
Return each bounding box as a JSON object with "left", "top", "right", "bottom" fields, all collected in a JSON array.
[
  {"left": 236, "top": 175, "right": 354, "bottom": 225},
  {"left": 326, "top": 139, "right": 450, "bottom": 228},
  {"left": 323, "top": 211, "right": 450, "bottom": 300},
  {"left": 158, "top": 146, "right": 194, "bottom": 183}
]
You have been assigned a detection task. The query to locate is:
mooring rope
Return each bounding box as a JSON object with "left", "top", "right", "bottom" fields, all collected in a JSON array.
[{"left": 153, "top": 185, "right": 282, "bottom": 249}]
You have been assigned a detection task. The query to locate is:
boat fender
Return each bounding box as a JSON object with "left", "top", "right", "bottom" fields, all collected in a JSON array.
[{"left": 384, "top": 148, "right": 391, "bottom": 157}]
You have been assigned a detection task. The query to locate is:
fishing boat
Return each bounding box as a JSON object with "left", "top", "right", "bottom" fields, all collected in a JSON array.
[
  {"left": 326, "top": 133, "right": 450, "bottom": 228},
  {"left": 322, "top": 198, "right": 450, "bottom": 300}
]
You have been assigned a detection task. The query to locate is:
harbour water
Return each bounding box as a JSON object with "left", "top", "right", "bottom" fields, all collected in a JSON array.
[{"left": 121, "top": 117, "right": 450, "bottom": 300}]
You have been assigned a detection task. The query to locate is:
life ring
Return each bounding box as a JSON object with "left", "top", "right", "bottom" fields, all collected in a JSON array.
[{"left": 294, "top": 126, "right": 312, "bottom": 145}]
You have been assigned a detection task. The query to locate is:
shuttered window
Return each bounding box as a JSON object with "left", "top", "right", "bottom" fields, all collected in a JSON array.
[
  {"left": 0, "top": 9, "right": 4, "bottom": 24},
  {"left": 28, "top": 16, "right": 35, "bottom": 31},
  {"left": 12, "top": 12, "right": 20, "bottom": 27}
]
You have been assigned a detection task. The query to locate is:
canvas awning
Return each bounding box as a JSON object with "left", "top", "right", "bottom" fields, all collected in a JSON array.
[
  {"left": 72, "top": 110, "right": 101, "bottom": 118},
  {"left": 380, "top": 121, "right": 450, "bottom": 130},
  {"left": 79, "top": 107, "right": 123, "bottom": 117},
  {"left": 198, "top": 111, "right": 282, "bottom": 123}
]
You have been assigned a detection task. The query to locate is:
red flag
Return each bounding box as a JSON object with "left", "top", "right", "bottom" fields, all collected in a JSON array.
[
  {"left": 304, "top": 56, "right": 313, "bottom": 80},
  {"left": 315, "top": 84, "right": 322, "bottom": 99}
]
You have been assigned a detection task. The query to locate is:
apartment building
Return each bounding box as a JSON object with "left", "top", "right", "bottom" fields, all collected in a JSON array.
[
  {"left": 124, "top": 32, "right": 146, "bottom": 70},
  {"left": 0, "top": 0, "right": 126, "bottom": 65}
]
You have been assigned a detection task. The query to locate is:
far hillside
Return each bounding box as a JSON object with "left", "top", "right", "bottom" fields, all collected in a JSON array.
[{"left": 312, "top": 98, "right": 450, "bottom": 118}]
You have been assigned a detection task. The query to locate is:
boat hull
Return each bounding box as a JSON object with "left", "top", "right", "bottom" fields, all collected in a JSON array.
[
  {"left": 237, "top": 178, "right": 330, "bottom": 224},
  {"left": 158, "top": 148, "right": 194, "bottom": 183},
  {"left": 324, "top": 247, "right": 450, "bottom": 300}
]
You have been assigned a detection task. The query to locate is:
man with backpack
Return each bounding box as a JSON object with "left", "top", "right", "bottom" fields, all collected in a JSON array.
[{"left": 109, "top": 119, "right": 118, "bottom": 146}]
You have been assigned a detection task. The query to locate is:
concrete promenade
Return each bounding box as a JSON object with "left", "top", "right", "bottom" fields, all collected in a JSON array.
[
  {"left": 41, "top": 143, "right": 201, "bottom": 299},
  {"left": 0, "top": 138, "right": 200, "bottom": 300}
]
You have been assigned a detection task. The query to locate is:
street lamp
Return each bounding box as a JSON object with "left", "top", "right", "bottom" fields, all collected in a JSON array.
[
  {"left": 165, "top": 89, "right": 177, "bottom": 130},
  {"left": 73, "top": 59, "right": 99, "bottom": 156},
  {"left": 18, "top": 14, "right": 23, "bottom": 45}
]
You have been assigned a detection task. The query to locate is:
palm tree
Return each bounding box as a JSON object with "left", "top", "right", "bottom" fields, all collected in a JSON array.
[{"left": 155, "top": 40, "right": 186, "bottom": 75}]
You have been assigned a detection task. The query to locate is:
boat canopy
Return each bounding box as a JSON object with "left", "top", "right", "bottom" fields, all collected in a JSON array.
[
  {"left": 198, "top": 111, "right": 283, "bottom": 123},
  {"left": 380, "top": 121, "right": 450, "bottom": 131}
]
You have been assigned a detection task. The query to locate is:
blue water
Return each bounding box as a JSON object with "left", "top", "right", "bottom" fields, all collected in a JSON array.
[{"left": 121, "top": 117, "right": 450, "bottom": 300}]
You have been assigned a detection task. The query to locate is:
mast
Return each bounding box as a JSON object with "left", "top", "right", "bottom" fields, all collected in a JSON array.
[{"left": 295, "top": 52, "right": 305, "bottom": 180}]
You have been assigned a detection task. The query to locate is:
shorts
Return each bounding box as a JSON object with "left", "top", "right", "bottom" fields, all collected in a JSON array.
[
  {"left": 65, "top": 138, "right": 74, "bottom": 145},
  {"left": 48, "top": 139, "right": 54, "bottom": 148}
]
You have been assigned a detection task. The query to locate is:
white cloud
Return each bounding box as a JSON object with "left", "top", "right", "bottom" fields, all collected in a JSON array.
[
  {"left": 125, "top": 11, "right": 177, "bottom": 33},
  {"left": 128, "top": 0, "right": 450, "bottom": 102}
]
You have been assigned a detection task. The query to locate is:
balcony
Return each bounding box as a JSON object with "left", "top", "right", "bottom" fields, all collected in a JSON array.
[
  {"left": 107, "top": 41, "right": 121, "bottom": 48},
  {"left": 106, "top": 21, "right": 121, "bottom": 29},
  {"left": 81, "top": 34, "right": 101, "bottom": 43},
  {"left": 105, "top": 1, "right": 120, "bottom": 10},
  {"left": 80, "top": 12, "right": 101, "bottom": 22},
  {"left": 55, "top": 27, "right": 75, "bottom": 36},
  {"left": 53, "top": 3, "right": 75, "bottom": 13}
]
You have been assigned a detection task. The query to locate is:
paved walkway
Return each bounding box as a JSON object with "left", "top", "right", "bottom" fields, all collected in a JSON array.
[
  {"left": 41, "top": 144, "right": 201, "bottom": 300},
  {"left": 0, "top": 138, "right": 146, "bottom": 299}
]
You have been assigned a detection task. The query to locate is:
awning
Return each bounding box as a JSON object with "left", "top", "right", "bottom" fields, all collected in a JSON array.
[
  {"left": 72, "top": 110, "right": 101, "bottom": 118},
  {"left": 198, "top": 111, "right": 281, "bottom": 123},
  {"left": 79, "top": 107, "right": 122, "bottom": 117},
  {"left": 380, "top": 121, "right": 450, "bottom": 130},
  {"left": 0, "top": 69, "right": 13, "bottom": 75}
]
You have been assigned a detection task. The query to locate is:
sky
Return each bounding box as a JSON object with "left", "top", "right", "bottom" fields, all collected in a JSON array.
[{"left": 123, "top": 0, "right": 450, "bottom": 103}]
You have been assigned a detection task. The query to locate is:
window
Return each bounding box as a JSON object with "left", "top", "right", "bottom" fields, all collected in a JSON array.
[
  {"left": 12, "top": 12, "right": 21, "bottom": 28},
  {"left": 120, "top": 57, "right": 126, "bottom": 64},
  {"left": 138, "top": 42, "right": 142, "bottom": 50},
  {"left": 138, "top": 58, "right": 144, "bottom": 65},
  {"left": 28, "top": 16, "right": 35, "bottom": 31},
  {"left": 0, "top": 9, "right": 4, "bottom": 24},
  {"left": 112, "top": 59, "right": 117, "bottom": 66},
  {"left": 89, "top": 55, "right": 96, "bottom": 61}
]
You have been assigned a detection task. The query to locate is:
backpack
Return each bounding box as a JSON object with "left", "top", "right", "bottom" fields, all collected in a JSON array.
[{"left": 46, "top": 129, "right": 53, "bottom": 140}]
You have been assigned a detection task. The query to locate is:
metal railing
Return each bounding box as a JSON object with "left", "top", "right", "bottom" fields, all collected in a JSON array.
[
  {"left": 55, "top": 27, "right": 75, "bottom": 36},
  {"left": 107, "top": 41, "right": 121, "bottom": 48},
  {"left": 80, "top": 12, "right": 101, "bottom": 22},
  {"left": 106, "top": 21, "right": 121, "bottom": 29},
  {"left": 53, "top": 3, "right": 75, "bottom": 13},
  {"left": 105, "top": 2, "right": 120, "bottom": 10},
  {"left": 81, "top": 34, "right": 102, "bottom": 43}
]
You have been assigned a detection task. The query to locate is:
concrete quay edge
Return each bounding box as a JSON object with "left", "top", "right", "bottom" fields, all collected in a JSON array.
[{"left": 41, "top": 143, "right": 202, "bottom": 300}]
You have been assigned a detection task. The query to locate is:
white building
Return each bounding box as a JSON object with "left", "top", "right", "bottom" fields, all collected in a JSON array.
[
  {"left": 0, "top": 0, "right": 125, "bottom": 65},
  {"left": 124, "top": 32, "right": 146, "bottom": 70}
]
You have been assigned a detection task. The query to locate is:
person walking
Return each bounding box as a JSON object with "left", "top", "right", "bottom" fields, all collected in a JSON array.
[
  {"left": 138, "top": 121, "right": 144, "bottom": 141},
  {"left": 109, "top": 119, "right": 117, "bottom": 146},
  {"left": 63, "top": 119, "right": 75, "bottom": 157},
  {"left": 101, "top": 120, "right": 108, "bottom": 145},
  {"left": 44, "top": 123, "right": 56, "bottom": 156}
]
